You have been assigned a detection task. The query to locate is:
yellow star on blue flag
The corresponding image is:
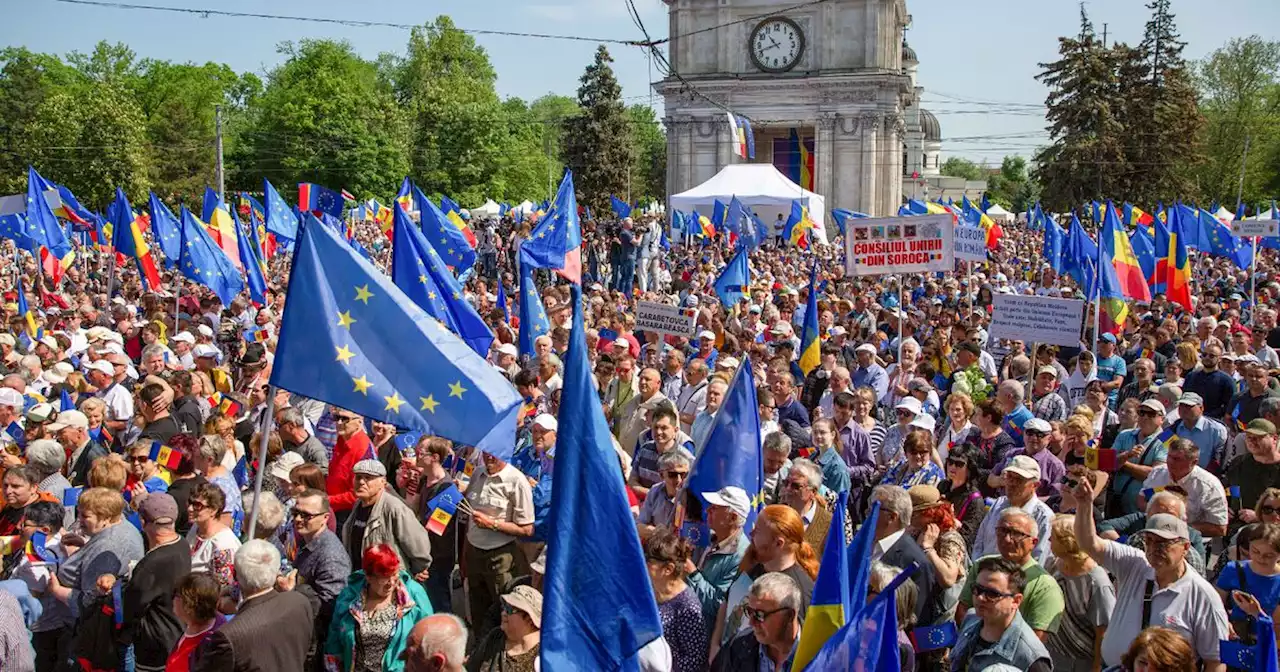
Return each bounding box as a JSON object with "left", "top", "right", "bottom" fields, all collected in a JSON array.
[{"left": 269, "top": 215, "right": 522, "bottom": 458}]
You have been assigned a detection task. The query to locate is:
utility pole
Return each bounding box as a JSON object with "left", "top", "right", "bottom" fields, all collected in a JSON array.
[
  {"left": 215, "top": 104, "right": 225, "bottom": 200},
  {"left": 1101, "top": 23, "right": 1108, "bottom": 48}
]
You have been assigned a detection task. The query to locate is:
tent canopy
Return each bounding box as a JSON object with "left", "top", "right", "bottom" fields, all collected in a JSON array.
[
  {"left": 669, "top": 164, "right": 828, "bottom": 244},
  {"left": 985, "top": 204, "right": 1013, "bottom": 222},
  {"left": 471, "top": 199, "right": 500, "bottom": 217}
]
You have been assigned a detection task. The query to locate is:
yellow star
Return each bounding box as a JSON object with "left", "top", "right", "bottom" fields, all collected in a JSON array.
[
  {"left": 335, "top": 344, "right": 355, "bottom": 364},
  {"left": 337, "top": 310, "right": 355, "bottom": 329},
  {"left": 354, "top": 285, "right": 374, "bottom": 304},
  {"left": 427, "top": 291, "right": 437, "bottom": 300},
  {"left": 352, "top": 375, "right": 373, "bottom": 394},
  {"left": 449, "top": 381, "right": 466, "bottom": 399},
  {"left": 419, "top": 274, "right": 428, "bottom": 284},
  {"left": 384, "top": 393, "right": 405, "bottom": 413},
  {"left": 420, "top": 395, "right": 439, "bottom": 413}
]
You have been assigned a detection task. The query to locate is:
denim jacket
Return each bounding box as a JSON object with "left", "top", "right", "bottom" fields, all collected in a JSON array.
[{"left": 950, "top": 611, "right": 1051, "bottom": 672}]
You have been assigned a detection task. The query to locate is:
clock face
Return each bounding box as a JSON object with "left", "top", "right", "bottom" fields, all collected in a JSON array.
[{"left": 749, "top": 17, "right": 804, "bottom": 73}]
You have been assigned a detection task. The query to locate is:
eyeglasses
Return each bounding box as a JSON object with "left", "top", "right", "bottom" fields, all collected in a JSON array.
[
  {"left": 664, "top": 471, "right": 688, "bottom": 481},
  {"left": 907, "top": 449, "right": 931, "bottom": 458},
  {"left": 946, "top": 458, "right": 967, "bottom": 468},
  {"left": 127, "top": 455, "right": 150, "bottom": 464},
  {"left": 742, "top": 605, "right": 793, "bottom": 624},
  {"left": 188, "top": 501, "right": 211, "bottom": 511},
  {"left": 291, "top": 508, "right": 324, "bottom": 522},
  {"left": 1025, "top": 430, "right": 1048, "bottom": 439},
  {"left": 784, "top": 480, "right": 809, "bottom": 491},
  {"left": 333, "top": 415, "right": 358, "bottom": 424},
  {"left": 971, "top": 583, "right": 1015, "bottom": 601},
  {"left": 1062, "top": 478, "right": 1080, "bottom": 490},
  {"left": 995, "top": 526, "right": 1032, "bottom": 543},
  {"left": 1138, "top": 409, "right": 1160, "bottom": 417},
  {"left": 1261, "top": 505, "right": 1280, "bottom": 517},
  {"left": 501, "top": 603, "right": 528, "bottom": 617},
  {"left": 895, "top": 409, "right": 915, "bottom": 417}
]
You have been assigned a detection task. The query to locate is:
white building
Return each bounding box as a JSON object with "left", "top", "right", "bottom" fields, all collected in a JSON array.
[{"left": 656, "top": 0, "right": 984, "bottom": 220}]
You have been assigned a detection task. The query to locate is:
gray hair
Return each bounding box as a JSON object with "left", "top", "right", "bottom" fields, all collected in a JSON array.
[
  {"left": 656, "top": 449, "right": 692, "bottom": 472},
  {"left": 1260, "top": 396, "right": 1280, "bottom": 419},
  {"left": 414, "top": 614, "right": 469, "bottom": 668},
  {"left": 243, "top": 491, "right": 285, "bottom": 534},
  {"left": 763, "top": 430, "right": 792, "bottom": 456},
  {"left": 748, "top": 572, "right": 802, "bottom": 613},
  {"left": 234, "top": 539, "right": 281, "bottom": 595},
  {"left": 1147, "top": 491, "right": 1188, "bottom": 519},
  {"left": 789, "top": 458, "right": 822, "bottom": 490},
  {"left": 198, "top": 434, "right": 228, "bottom": 465},
  {"left": 140, "top": 344, "right": 166, "bottom": 362},
  {"left": 872, "top": 485, "right": 912, "bottom": 526},
  {"left": 870, "top": 561, "right": 919, "bottom": 630},
  {"left": 24, "top": 439, "right": 64, "bottom": 477},
  {"left": 1167, "top": 437, "right": 1199, "bottom": 459},
  {"left": 998, "top": 379, "right": 1025, "bottom": 405},
  {"left": 277, "top": 407, "right": 306, "bottom": 430},
  {"left": 999, "top": 507, "right": 1036, "bottom": 532},
  {"left": 19, "top": 355, "right": 41, "bottom": 380}
]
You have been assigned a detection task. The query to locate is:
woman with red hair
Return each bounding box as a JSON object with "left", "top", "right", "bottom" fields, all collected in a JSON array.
[
  {"left": 908, "top": 484, "right": 970, "bottom": 623},
  {"left": 325, "top": 544, "right": 434, "bottom": 672}
]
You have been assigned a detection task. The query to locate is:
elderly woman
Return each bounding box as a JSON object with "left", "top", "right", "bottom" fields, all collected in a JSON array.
[
  {"left": 935, "top": 391, "right": 975, "bottom": 465},
  {"left": 961, "top": 401, "right": 1015, "bottom": 498},
  {"left": 468, "top": 584, "right": 543, "bottom": 672},
  {"left": 241, "top": 490, "right": 288, "bottom": 553},
  {"left": 880, "top": 397, "right": 923, "bottom": 468},
  {"left": 49, "top": 487, "right": 145, "bottom": 629},
  {"left": 193, "top": 434, "right": 244, "bottom": 534},
  {"left": 880, "top": 430, "right": 945, "bottom": 489},
  {"left": 186, "top": 482, "right": 241, "bottom": 591},
  {"left": 78, "top": 396, "right": 110, "bottom": 446},
  {"left": 911, "top": 485, "right": 969, "bottom": 624},
  {"left": 326, "top": 544, "right": 433, "bottom": 672},
  {"left": 644, "top": 528, "right": 708, "bottom": 672},
  {"left": 25, "top": 439, "right": 73, "bottom": 526},
  {"left": 1045, "top": 514, "right": 1115, "bottom": 672}
]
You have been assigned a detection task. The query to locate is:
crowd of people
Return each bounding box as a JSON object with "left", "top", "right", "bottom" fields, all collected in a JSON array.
[{"left": 0, "top": 199, "right": 1278, "bottom": 672}]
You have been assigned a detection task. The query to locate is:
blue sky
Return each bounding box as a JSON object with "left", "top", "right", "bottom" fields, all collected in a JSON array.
[{"left": 3, "top": 0, "right": 1277, "bottom": 165}]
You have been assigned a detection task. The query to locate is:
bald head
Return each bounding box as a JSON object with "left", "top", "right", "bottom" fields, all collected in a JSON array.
[{"left": 404, "top": 613, "right": 468, "bottom": 672}]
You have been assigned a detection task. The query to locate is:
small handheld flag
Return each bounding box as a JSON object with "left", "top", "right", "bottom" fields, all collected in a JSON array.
[
  {"left": 243, "top": 328, "right": 270, "bottom": 343},
  {"left": 148, "top": 441, "right": 183, "bottom": 471},
  {"left": 1084, "top": 445, "right": 1117, "bottom": 472},
  {"left": 679, "top": 520, "right": 711, "bottom": 550},
  {"left": 909, "top": 623, "right": 958, "bottom": 653},
  {"left": 63, "top": 486, "right": 82, "bottom": 507},
  {"left": 424, "top": 484, "right": 462, "bottom": 535}
]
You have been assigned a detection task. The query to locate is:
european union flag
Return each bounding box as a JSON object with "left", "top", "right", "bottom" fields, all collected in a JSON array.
[
  {"left": 0, "top": 213, "right": 32, "bottom": 250},
  {"left": 264, "top": 180, "right": 299, "bottom": 241},
  {"left": 517, "top": 262, "right": 550, "bottom": 358},
  {"left": 1063, "top": 214, "right": 1099, "bottom": 299},
  {"left": 909, "top": 622, "right": 958, "bottom": 653},
  {"left": 496, "top": 279, "right": 510, "bottom": 323},
  {"left": 178, "top": 207, "right": 245, "bottom": 306},
  {"left": 269, "top": 216, "right": 522, "bottom": 458},
  {"left": 1130, "top": 222, "right": 1156, "bottom": 285},
  {"left": 686, "top": 358, "right": 763, "bottom": 528},
  {"left": 297, "top": 183, "right": 345, "bottom": 219},
  {"left": 520, "top": 170, "right": 582, "bottom": 284},
  {"left": 413, "top": 183, "right": 476, "bottom": 272},
  {"left": 1220, "top": 612, "right": 1278, "bottom": 672},
  {"left": 1200, "top": 207, "right": 1254, "bottom": 270},
  {"left": 234, "top": 212, "right": 267, "bottom": 305},
  {"left": 391, "top": 205, "right": 493, "bottom": 357},
  {"left": 713, "top": 247, "right": 751, "bottom": 307},
  {"left": 147, "top": 192, "right": 182, "bottom": 267},
  {"left": 540, "top": 285, "right": 663, "bottom": 670},
  {"left": 26, "top": 167, "right": 74, "bottom": 263}
]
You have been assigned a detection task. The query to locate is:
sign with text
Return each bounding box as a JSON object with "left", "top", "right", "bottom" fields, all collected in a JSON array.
[
  {"left": 953, "top": 225, "right": 988, "bottom": 263},
  {"left": 989, "top": 294, "right": 1086, "bottom": 347},
  {"left": 1231, "top": 218, "right": 1280, "bottom": 238},
  {"left": 845, "top": 214, "right": 954, "bottom": 276},
  {"left": 635, "top": 300, "right": 698, "bottom": 339}
]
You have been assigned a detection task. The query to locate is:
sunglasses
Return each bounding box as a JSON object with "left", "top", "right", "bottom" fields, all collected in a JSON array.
[
  {"left": 1025, "top": 430, "right": 1048, "bottom": 439},
  {"left": 1138, "top": 409, "right": 1160, "bottom": 417},
  {"left": 127, "top": 455, "right": 150, "bottom": 464},
  {"left": 742, "top": 605, "right": 793, "bottom": 624},
  {"left": 188, "top": 501, "right": 211, "bottom": 511},
  {"left": 906, "top": 450, "right": 931, "bottom": 458},
  {"left": 664, "top": 471, "right": 688, "bottom": 481},
  {"left": 946, "top": 458, "right": 967, "bottom": 468},
  {"left": 291, "top": 508, "right": 324, "bottom": 522},
  {"left": 784, "top": 480, "right": 808, "bottom": 491},
  {"left": 895, "top": 409, "right": 915, "bottom": 417},
  {"left": 501, "top": 603, "right": 528, "bottom": 617},
  {"left": 1261, "top": 505, "right": 1280, "bottom": 517},
  {"left": 971, "top": 583, "right": 1015, "bottom": 601}
]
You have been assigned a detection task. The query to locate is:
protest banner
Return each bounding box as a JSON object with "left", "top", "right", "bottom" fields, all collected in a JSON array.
[
  {"left": 845, "top": 214, "right": 954, "bottom": 276},
  {"left": 954, "top": 225, "right": 988, "bottom": 263},
  {"left": 989, "top": 294, "right": 1086, "bottom": 347},
  {"left": 1231, "top": 218, "right": 1279, "bottom": 238},
  {"left": 635, "top": 300, "right": 698, "bottom": 338}
]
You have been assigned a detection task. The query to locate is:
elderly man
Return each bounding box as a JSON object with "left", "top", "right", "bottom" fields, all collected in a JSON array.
[
  {"left": 170, "top": 331, "right": 196, "bottom": 370},
  {"left": 463, "top": 450, "right": 535, "bottom": 637},
  {"left": 973, "top": 455, "right": 1054, "bottom": 561},
  {"left": 281, "top": 488, "right": 350, "bottom": 670},
  {"left": 1072, "top": 478, "right": 1230, "bottom": 671},
  {"left": 1140, "top": 438, "right": 1228, "bottom": 538},
  {"left": 1166, "top": 391, "right": 1229, "bottom": 471},
  {"left": 0, "top": 387, "right": 23, "bottom": 457},
  {"left": 850, "top": 343, "right": 888, "bottom": 403},
  {"left": 616, "top": 367, "right": 667, "bottom": 456},
  {"left": 638, "top": 450, "right": 690, "bottom": 540},
  {"left": 691, "top": 377, "right": 728, "bottom": 449},
  {"left": 951, "top": 557, "right": 1054, "bottom": 672},
  {"left": 1030, "top": 365, "right": 1069, "bottom": 422},
  {"left": 194, "top": 540, "right": 316, "bottom": 672},
  {"left": 687, "top": 486, "right": 751, "bottom": 625},
  {"left": 1098, "top": 489, "right": 1209, "bottom": 576},
  {"left": 342, "top": 459, "right": 432, "bottom": 578},
  {"left": 958, "top": 508, "right": 1065, "bottom": 639},
  {"left": 996, "top": 379, "right": 1034, "bottom": 447},
  {"left": 993, "top": 418, "right": 1065, "bottom": 497},
  {"left": 404, "top": 614, "right": 470, "bottom": 672},
  {"left": 675, "top": 358, "right": 709, "bottom": 435},
  {"left": 781, "top": 459, "right": 831, "bottom": 551},
  {"left": 1110, "top": 398, "right": 1170, "bottom": 516},
  {"left": 85, "top": 358, "right": 132, "bottom": 435},
  {"left": 276, "top": 407, "right": 329, "bottom": 473},
  {"left": 48, "top": 410, "right": 104, "bottom": 487},
  {"left": 710, "top": 573, "right": 805, "bottom": 672},
  {"left": 124, "top": 493, "right": 192, "bottom": 672},
  {"left": 1119, "top": 357, "right": 1159, "bottom": 406},
  {"left": 870, "top": 484, "right": 937, "bottom": 624},
  {"left": 768, "top": 360, "right": 809, "bottom": 429}
]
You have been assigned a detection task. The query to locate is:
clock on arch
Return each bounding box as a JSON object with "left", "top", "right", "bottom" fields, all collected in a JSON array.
[{"left": 748, "top": 16, "right": 804, "bottom": 73}]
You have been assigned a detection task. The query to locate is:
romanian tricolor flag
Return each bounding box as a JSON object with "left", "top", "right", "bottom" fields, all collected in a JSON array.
[
  {"left": 698, "top": 212, "right": 715, "bottom": 238},
  {"left": 1125, "top": 203, "right": 1154, "bottom": 229},
  {"left": 424, "top": 484, "right": 462, "bottom": 535},
  {"left": 148, "top": 441, "right": 183, "bottom": 471},
  {"left": 1102, "top": 200, "right": 1152, "bottom": 303},
  {"left": 783, "top": 200, "right": 816, "bottom": 250},
  {"left": 243, "top": 328, "right": 270, "bottom": 343},
  {"left": 1165, "top": 203, "right": 1193, "bottom": 311},
  {"left": 798, "top": 262, "right": 821, "bottom": 375},
  {"left": 15, "top": 279, "right": 41, "bottom": 339},
  {"left": 202, "top": 189, "right": 242, "bottom": 270},
  {"left": 106, "top": 188, "right": 163, "bottom": 290}
]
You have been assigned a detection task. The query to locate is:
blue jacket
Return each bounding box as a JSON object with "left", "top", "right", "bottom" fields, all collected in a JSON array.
[{"left": 325, "top": 570, "right": 434, "bottom": 672}]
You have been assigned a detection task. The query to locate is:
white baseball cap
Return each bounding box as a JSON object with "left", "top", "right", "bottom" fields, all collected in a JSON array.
[
  {"left": 532, "top": 414, "right": 558, "bottom": 432},
  {"left": 702, "top": 486, "right": 750, "bottom": 520}
]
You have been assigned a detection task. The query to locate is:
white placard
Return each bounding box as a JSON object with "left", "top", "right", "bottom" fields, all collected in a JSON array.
[
  {"left": 635, "top": 300, "right": 698, "bottom": 339},
  {"left": 845, "top": 214, "right": 954, "bottom": 277},
  {"left": 0, "top": 189, "right": 63, "bottom": 217},
  {"left": 954, "top": 225, "right": 988, "bottom": 263},
  {"left": 989, "top": 294, "right": 1086, "bottom": 347},
  {"left": 1231, "top": 219, "right": 1279, "bottom": 238}
]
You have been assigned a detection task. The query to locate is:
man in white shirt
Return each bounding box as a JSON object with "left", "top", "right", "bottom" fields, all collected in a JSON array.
[{"left": 1140, "top": 438, "right": 1229, "bottom": 539}]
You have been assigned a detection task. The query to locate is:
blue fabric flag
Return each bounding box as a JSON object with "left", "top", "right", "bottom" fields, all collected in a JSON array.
[
  {"left": 540, "top": 285, "right": 663, "bottom": 670},
  {"left": 520, "top": 170, "right": 582, "bottom": 284},
  {"left": 297, "top": 183, "right": 345, "bottom": 219},
  {"left": 1219, "top": 612, "right": 1278, "bottom": 672},
  {"left": 59, "top": 388, "right": 74, "bottom": 412},
  {"left": 1130, "top": 223, "right": 1156, "bottom": 286},
  {"left": 847, "top": 501, "right": 881, "bottom": 616},
  {"left": 1042, "top": 216, "right": 1065, "bottom": 274},
  {"left": 0, "top": 213, "right": 32, "bottom": 250},
  {"left": 830, "top": 208, "right": 868, "bottom": 235},
  {"left": 802, "top": 574, "right": 904, "bottom": 672},
  {"left": 686, "top": 358, "right": 763, "bottom": 529},
  {"left": 610, "top": 195, "right": 632, "bottom": 219},
  {"left": 147, "top": 192, "right": 182, "bottom": 268},
  {"left": 712, "top": 247, "right": 751, "bottom": 308},
  {"left": 391, "top": 205, "right": 493, "bottom": 357},
  {"left": 234, "top": 212, "right": 267, "bottom": 305},
  {"left": 263, "top": 180, "right": 299, "bottom": 241},
  {"left": 711, "top": 200, "right": 727, "bottom": 229},
  {"left": 201, "top": 187, "right": 223, "bottom": 224},
  {"left": 517, "top": 262, "right": 551, "bottom": 358},
  {"left": 269, "top": 216, "right": 521, "bottom": 456},
  {"left": 1198, "top": 207, "right": 1254, "bottom": 269},
  {"left": 439, "top": 195, "right": 462, "bottom": 215},
  {"left": 413, "top": 184, "right": 476, "bottom": 272},
  {"left": 496, "top": 279, "right": 510, "bottom": 322},
  {"left": 177, "top": 207, "right": 246, "bottom": 307},
  {"left": 1062, "top": 214, "right": 1098, "bottom": 299},
  {"left": 25, "top": 167, "right": 74, "bottom": 263}
]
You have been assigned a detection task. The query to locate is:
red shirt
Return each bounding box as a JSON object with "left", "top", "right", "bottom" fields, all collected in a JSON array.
[{"left": 326, "top": 430, "right": 372, "bottom": 512}]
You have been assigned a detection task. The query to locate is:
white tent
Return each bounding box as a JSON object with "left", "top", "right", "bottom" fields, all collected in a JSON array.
[
  {"left": 1215, "top": 206, "right": 1236, "bottom": 222},
  {"left": 1249, "top": 207, "right": 1278, "bottom": 220},
  {"left": 669, "top": 164, "right": 828, "bottom": 244},
  {"left": 985, "top": 204, "right": 1014, "bottom": 223},
  {"left": 471, "top": 199, "right": 501, "bottom": 218}
]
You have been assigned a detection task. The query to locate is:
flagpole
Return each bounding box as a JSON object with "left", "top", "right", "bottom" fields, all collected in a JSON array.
[
  {"left": 1251, "top": 237, "right": 1259, "bottom": 327},
  {"left": 1092, "top": 210, "right": 1101, "bottom": 354},
  {"left": 245, "top": 389, "right": 277, "bottom": 539},
  {"left": 897, "top": 275, "right": 904, "bottom": 365}
]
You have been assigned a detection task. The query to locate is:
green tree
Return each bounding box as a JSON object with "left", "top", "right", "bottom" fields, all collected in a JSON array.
[
  {"left": 628, "top": 104, "right": 666, "bottom": 204},
  {"left": 0, "top": 48, "right": 84, "bottom": 195},
  {"left": 1193, "top": 36, "right": 1280, "bottom": 205},
  {"left": 563, "top": 46, "right": 631, "bottom": 213},
  {"left": 985, "top": 155, "right": 1040, "bottom": 212},
  {"left": 498, "top": 97, "right": 558, "bottom": 203},
  {"left": 395, "top": 16, "right": 507, "bottom": 205},
  {"left": 939, "top": 157, "right": 984, "bottom": 181},
  {"left": 1033, "top": 8, "right": 1130, "bottom": 211},
  {"left": 231, "top": 39, "right": 409, "bottom": 200}
]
